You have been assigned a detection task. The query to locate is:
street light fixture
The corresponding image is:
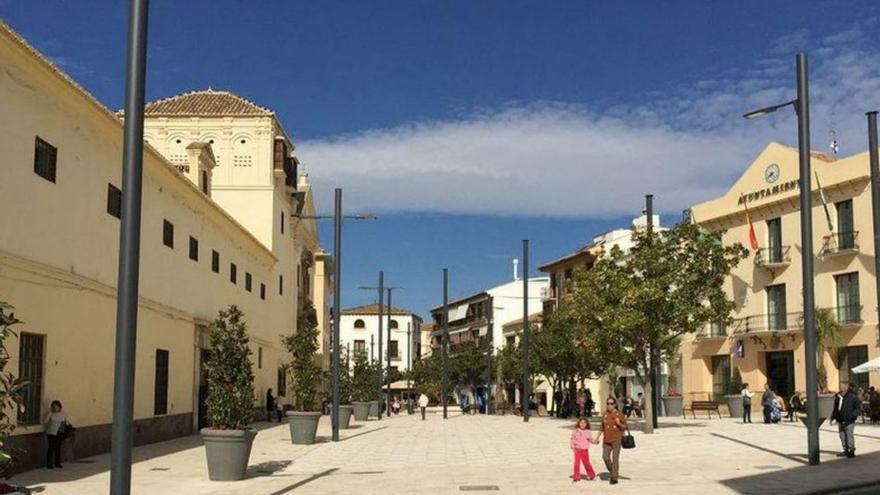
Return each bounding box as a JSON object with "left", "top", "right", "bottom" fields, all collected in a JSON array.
[
  {"left": 298, "top": 193, "right": 376, "bottom": 441},
  {"left": 743, "top": 52, "right": 819, "bottom": 465}
]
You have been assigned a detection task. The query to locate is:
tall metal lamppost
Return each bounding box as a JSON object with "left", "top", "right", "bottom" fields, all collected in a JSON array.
[
  {"left": 743, "top": 52, "right": 819, "bottom": 465},
  {"left": 522, "top": 240, "right": 530, "bottom": 423},
  {"left": 442, "top": 268, "right": 449, "bottom": 419},
  {"left": 867, "top": 112, "right": 880, "bottom": 339},
  {"left": 110, "top": 1, "right": 149, "bottom": 493},
  {"left": 300, "top": 191, "right": 375, "bottom": 441},
  {"left": 385, "top": 286, "right": 403, "bottom": 417},
  {"left": 645, "top": 194, "right": 660, "bottom": 429}
]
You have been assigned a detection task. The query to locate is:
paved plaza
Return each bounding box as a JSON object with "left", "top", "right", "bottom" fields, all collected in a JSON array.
[{"left": 10, "top": 411, "right": 880, "bottom": 494}]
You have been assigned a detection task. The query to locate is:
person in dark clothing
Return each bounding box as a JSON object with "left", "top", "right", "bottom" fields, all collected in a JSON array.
[
  {"left": 761, "top": 383, "right": 774, "bottom": 424},
  {"left": 265, "top": 388, "right": 277, "bottom": 423},
  {"left": 831, "top": 382, "right": 861, "bottom": 458}
]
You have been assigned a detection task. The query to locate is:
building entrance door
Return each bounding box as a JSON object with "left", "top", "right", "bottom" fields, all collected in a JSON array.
[
  {"left": 765, "top": 351, "right": 794, "bottom": 399},
  {"left": 197, "top": 349, "right": 209, "bottom": 430}
]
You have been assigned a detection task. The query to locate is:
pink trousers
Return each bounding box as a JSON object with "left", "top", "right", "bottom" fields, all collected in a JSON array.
[{"left": 572, "top": 449, "right": 596, "bottom": 480}]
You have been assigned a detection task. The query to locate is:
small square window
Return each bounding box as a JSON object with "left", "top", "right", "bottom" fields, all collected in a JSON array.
[
  {"left": 212, "top": 250, "right": 220, "bottom": 273},
  {"left": 107, "top": 184, "right": 122, "bottom": 219},
  {"left": 189, "top": 236, "right": 199, "bottom": 261},
  {"left": 279, "top": 275, "right": 284, "bottom": 295},
  {"left": 260, "top": 283, "right": 266, "bottom": 300},
  {"left": 245, "top": 273, "right": 252, "bottom": 292},
  {"left": 163, "top": 220, "right": 174, "bottom": 248},
  {"left": 258, "top": 347, "right": 263, "bottom": 369},
  {"left": 230, "top": 263, "right": 237, "bottom": 284},
  {"left": 34, "top": 136, "right": 57, "bottom": 183}
]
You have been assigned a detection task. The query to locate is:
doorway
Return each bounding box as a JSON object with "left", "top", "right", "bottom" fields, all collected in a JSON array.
[
  {"left": 197, "top": 349, "right": 209, "bottom": 430},
  {"left": 765, "top": 351, "right": 794, "bottom": 399}
]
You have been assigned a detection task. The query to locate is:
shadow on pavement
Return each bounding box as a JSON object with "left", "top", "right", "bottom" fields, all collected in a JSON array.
[
  {"left": 339, "top": 426, "right": 388, "bottom": 442},
  {"left": 12, "top": 421, "right": 286, "bottom": 484},
  {"left": 719, "top": 451, "right": 880, "bottom": 495},
  {"left": 268, "top": 468, "right": 338, "bottom": 495}
]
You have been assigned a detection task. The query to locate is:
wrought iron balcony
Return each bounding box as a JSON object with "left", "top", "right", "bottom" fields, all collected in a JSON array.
[
  {"left": 730, "top": 311, "right": 804, "bottom": 334},
  {"left": 820, "top": 231, "right": 859, "bottom": 257},
  {"left": 754, "top": 246, "right": 791, "bottom": 269}
]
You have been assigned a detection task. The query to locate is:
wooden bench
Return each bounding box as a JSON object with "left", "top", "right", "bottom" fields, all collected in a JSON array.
[{"left": 684, "top": 400, "right": 721, "bottom": 419}]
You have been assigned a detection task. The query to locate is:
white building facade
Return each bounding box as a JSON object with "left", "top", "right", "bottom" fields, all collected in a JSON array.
[{"left": 339, "top": 304, "right": 423, "bottom": 374}]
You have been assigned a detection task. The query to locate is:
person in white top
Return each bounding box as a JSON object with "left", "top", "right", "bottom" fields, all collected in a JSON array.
[
  {"left": 741, "top": 383, "right": 754, "bottom": 424},
  {"left": 418, "top": 393, "right": 430, "bottom": 421},
  {"left": 44, "top": 400, "right": 69, "bottom": 469}
]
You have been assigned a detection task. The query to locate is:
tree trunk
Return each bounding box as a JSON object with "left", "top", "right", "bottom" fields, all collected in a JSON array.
[{"left": 636, "top": 371, "right": 654, "bottom": 434}]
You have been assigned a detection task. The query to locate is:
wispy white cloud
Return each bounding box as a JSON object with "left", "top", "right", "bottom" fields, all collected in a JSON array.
[{"left": 299, "top": 22, "right": 880, "bottom": 218}]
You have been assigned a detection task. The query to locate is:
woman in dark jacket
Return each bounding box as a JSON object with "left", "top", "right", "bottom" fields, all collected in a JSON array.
[{"left": 265, "top": 388, "right": 277, "bottom": 423}]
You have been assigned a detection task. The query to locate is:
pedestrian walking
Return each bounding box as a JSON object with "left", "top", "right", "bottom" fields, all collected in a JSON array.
[
  {"left": 265, "top": 388, "right": 277, "bottom": 423},
  {"left": 741, "top": 383, "right": 753, "bottom": 423},
  {"left": 761, "top": 383, "right": 774, "bottom": 424},
  {"left": 585, "top": 388, "right": 594, "bottom": 416},
  {"left": 569, "top": 417, "right": 597, "bottom": 482},
  {"left": 44, "top": 400, "right": 71, "bottom": 469},
  {"left": 832, "top": 382, "right": 861, "bottom": 458},
  {"left": 576, "top": 390, "right": 586, "bottom": 418},
  {"left": 596, "top": 396, "right": 627, "bottom": 485},
  {"left": 418, "top": 392, "right": 429, "bottom": 420}
]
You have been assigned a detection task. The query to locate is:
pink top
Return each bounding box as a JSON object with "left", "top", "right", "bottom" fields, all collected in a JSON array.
[{"left": 570, "top": 428, "right": 592, "bottom": 450}]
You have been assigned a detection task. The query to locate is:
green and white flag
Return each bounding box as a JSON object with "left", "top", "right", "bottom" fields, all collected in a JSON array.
[{"left": 814, "top": 171, "right": 834, "bottom": 233}]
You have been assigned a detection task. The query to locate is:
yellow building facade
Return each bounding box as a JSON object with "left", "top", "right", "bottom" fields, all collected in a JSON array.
[
  {"left": 683, "top": 143, "right": 880, "bottom": 410},
  {"left": 0, "top": 20, "right": 326, "bottom": 470}
]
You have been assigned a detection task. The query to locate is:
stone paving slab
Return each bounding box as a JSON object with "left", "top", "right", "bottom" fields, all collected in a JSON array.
[{"left": 10, "top": 411, "right": 880, "bottom": 494}]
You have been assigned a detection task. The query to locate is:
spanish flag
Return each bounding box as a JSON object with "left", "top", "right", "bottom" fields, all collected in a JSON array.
[{"left": 742, "top": 194, "right": 759, "bottom": 251}]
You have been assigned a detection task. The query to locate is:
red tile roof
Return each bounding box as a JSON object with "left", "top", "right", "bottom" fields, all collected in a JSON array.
[
  {"left": 341, "top": 303, "right": 415, "bottom": 316},
  {"left": 142, "top": 89, "right": 274, "bottom": 116}
]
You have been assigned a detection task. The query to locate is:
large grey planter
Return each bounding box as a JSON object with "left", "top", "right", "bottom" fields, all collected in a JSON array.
[
  {"left": 338, "top": 405, "right": 354, "bottom": 429},
  {"left": 661, "top": 396, "right": 682, "bottom": 417},
  {"left": 726, "top": 395, "right": 743, "bottom": 419},
  {"left": 287, "top": 411, "right": 322, "bottom": 445},
  {"left": 201, "top": 428, "right": 257, "bottom": 481},
  {"left": 369, "top": 400, "right": 379, "bottom": 418},
  {"left": 817, "top": 394, "right": 835, "bottom": 420},
  {"left": 352, "top": 401, "right": 371, "bottom": 421}
]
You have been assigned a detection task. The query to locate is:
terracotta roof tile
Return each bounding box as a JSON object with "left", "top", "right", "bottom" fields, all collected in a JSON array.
[
  {"left": 341, "top": 303, "right": 414, "bottom": 316},
  {"left": 141, "top": 89, "right": 274, "bottom": 116}
]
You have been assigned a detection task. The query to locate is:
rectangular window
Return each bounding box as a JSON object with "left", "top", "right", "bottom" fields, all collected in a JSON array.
[
  {"left": 836, "top": 272, "right": 860, "bottom": 324},
  {"left": 767, "top": 218, "right": 782, "bottom": 263},
  {"left": 277, "top": 368, "right": 287, "bottom": 397},
  {"left": 839, "top": 346, "right": 869, "bottom": 390},
  {"left": 281, "top": 212, "right": 285, "bottom": 234},
  {"left": 354, "top": 340, "right": 366, "bottom": 355},
  {"left": 389, "top": 340, "right": 399, "bottom": 359},
  {"left": 212, "top": 250, "right": 220, "bottom": 273},
  {"left": 260, "top": 283, "right": 266, "bottom": 300},
  {"left": 18, "top": 333, "right": 45, "bottom": 425},
  {"left": 836, "top": 199, "right": 855, "bottom": 249},
  {"left": 258, "top": 347, "right": 263, "bottom": 369},
  {"left": 189, "top": 236, "right": 199, "bottom": 262},
  {"left": 279, "top": 275, "right": 284, "bottom": 295},
  {"left": 767, "top": 284, "right": 786, "bottom": 331},
  {"left": 154, "top": 349, "right": 169, "bottom": 415},
  {"left": 163, "top": 220, "right": 174, "bottom": 248},
  {"left": 107, "top": 184, "right": 122, "bottom": 219},
  {"left": 711, "top": 355, "right": 730, "bottom": 400},
  {"left": 33, "top": 136, "right": 57, "bottom": 183},
  {"left": 245, "top": 273, "right": 252, "bottom": 292},
  {"left": 230, "top": 263, "right": 237, "bottom": 284}
]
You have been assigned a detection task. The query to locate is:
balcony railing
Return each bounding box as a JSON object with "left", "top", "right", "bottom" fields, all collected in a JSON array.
[
  {"left": 754, "top": 246, "right": 791, "bottom": 268},
  {"left": 836, "top": 305, "right": 863, "bottom": 325},
  {"left": 820, "top": 231, "right": 859, "bottom": 257},
  {"left": 730, "top": 311, "right": 804, "bottom": 334},
  {"left": 697, "top": 321, "right": 728, "bottom": 339}
]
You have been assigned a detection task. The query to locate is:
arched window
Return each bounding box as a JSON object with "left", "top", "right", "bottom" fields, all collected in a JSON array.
[
  {"left": 354, "top": 319, "right": 366, "bottom": 329},
  {"left": 389, "top": 320, "right": 399, "bottom": 329}
]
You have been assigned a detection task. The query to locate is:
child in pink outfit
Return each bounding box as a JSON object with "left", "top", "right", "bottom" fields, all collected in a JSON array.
[{"left": 569, "top": 417, "right": 598, "bottom": 482}]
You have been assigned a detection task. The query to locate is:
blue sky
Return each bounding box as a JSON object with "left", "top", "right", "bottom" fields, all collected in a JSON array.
[{"left": 3, "top": 1, "right": 880, "bottom": 318}]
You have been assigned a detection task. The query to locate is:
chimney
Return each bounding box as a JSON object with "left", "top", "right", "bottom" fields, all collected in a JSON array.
[{"left": 513, "top": 258, "right": 520, "bottom": 281}]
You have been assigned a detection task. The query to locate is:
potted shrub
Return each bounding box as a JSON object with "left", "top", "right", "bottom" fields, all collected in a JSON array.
[
  {"left": 803, "top": 308, "right": 841, "bottom": 420},
  {"left": 661, "top": 353, "right": 683, "bottom": 417},
  {"left": 282, "top": 303, "right": 322, "bottom": 444},
  {"left": 725, "top": 367, "right": 745, "bottom": 419},
  {"left": 350, "top": 351, "right": 373, "bottom": 421},
  {"left": 201, "top": 305, "right": 257, "bottom": 481},
  {"left": 337, "top": 354, "right": 354, "bottom": 429}
]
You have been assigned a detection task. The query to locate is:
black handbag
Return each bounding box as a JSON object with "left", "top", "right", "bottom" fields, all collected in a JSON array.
[
  {"left": 621, "top": 428, "right": 635, "bottom": 449},
  {"left": 57, "top": 421, "right": 76, "bottom": 439}
]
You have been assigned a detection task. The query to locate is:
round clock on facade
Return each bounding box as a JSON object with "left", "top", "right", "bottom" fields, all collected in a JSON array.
[{"left": 765, "top": 163, "right": 780, "bottom": 183}]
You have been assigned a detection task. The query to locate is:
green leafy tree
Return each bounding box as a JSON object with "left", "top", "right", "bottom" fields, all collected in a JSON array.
[
  {"left": 410, "top": 353, "right": 441, "bottom": 400},
  {"left": 450, "top": 342, "right": 492, "bottom": 406},
  {"left": 727, "top": 367, "right": 743, "bottom": 396},
  {"left": 0, "top": 302, "right": 26, "bottom": 477},
  {"left": 801, "top": 307, "right": 842, "bottom": 393},
  {"left": 282, "top": 303, "right": 321, "bottom": 411},
  {"left": 568, "top": 222, "right": 748, "bottom": 433},
  {"left": 205, "top": 305, "right": 255, "bottom": 430},
  {"left": 350, "top": 351, "right": 376, "bottom": 402}
]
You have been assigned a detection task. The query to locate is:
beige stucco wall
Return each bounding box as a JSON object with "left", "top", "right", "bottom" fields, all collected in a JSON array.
[
  {"left": 0, "top": 23, "right": 297, "bottom": 434},
  {"left": 683, "top": 143, "right": 880, "bottom": 406}
]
